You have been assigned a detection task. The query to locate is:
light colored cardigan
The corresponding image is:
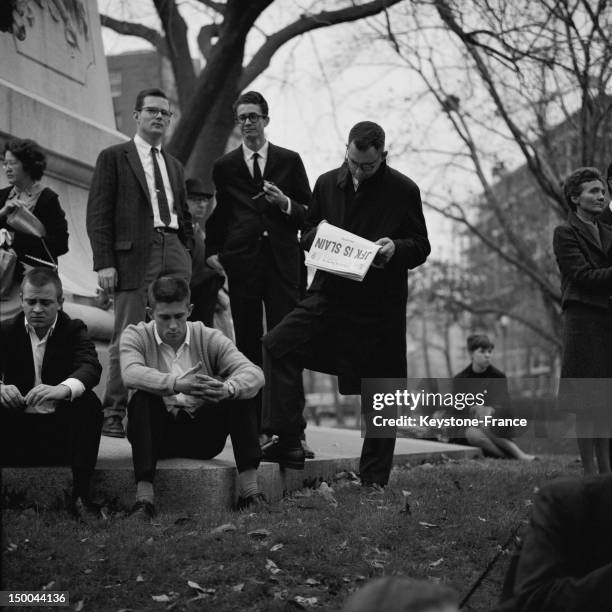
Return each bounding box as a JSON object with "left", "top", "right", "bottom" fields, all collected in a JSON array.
[{"left": 120, "top": 320, "right": 264, "bottom": 399}]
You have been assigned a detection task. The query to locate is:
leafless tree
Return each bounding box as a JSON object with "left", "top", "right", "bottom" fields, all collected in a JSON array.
[{"left": 100, "top": 0, "right": 407, "bottom": 177}]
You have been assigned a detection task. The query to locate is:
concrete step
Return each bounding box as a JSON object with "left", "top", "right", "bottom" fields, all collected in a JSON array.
[{"left": 1, "top": 426, "right": 480, "bottom": 512}]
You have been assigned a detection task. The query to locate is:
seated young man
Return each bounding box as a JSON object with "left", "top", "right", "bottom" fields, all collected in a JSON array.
[
  {"left": 0, "top": 268, "right": 103, "bottom": 517},
  {"left": 453, "top": 334, "right": 535, "bottom": 461},
  {"left": 120, "top": 276, "right": 264, "bottom": 519}
]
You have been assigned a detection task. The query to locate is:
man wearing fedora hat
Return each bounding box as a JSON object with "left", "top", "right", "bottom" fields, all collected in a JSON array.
[{"left": 186, "top": 178, "right": 225, "bottom": 327}]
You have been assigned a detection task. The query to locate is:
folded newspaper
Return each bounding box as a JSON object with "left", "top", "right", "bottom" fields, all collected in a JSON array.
[{"left": 304, "top": 221, "right": 382, "bottom": 281}]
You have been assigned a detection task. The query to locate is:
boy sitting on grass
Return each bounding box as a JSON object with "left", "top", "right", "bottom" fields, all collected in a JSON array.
[{"left": 453, "top": 333, "right": 536, "bottom": 461}]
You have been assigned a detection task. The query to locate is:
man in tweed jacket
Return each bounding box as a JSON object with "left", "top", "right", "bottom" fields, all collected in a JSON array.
[
  {"left": 120, "top": 276, "right": 264, "bottom": 519},
  {"left": 86, "top": 88, "right": 193, "bottom": 439}
]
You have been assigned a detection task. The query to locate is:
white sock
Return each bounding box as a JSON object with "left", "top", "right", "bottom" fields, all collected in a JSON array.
[
  {"left": 136, "top": 480, "right": 154, "bottom": 504},
  {"left": 237, "top": 469, "right": 259, "bottom": 498}
]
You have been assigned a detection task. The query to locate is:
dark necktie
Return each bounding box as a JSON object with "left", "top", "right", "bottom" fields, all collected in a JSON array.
[
  {"left": 151, "top": 147, "right": 171, "bottom": 226},
  {"left": 252, "top": 152, "right": 263, "bottom": 187}
]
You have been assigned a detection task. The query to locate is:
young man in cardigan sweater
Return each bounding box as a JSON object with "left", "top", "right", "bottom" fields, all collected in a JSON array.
[{"left": 119, "top": 276, "right": 264, "bottom": 519}]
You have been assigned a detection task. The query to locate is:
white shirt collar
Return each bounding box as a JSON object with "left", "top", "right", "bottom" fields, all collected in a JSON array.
[
  {"left": 24, "top": 313, "right": 58, "bottom": 341},
  {"left": 242, "top": 140, "right": 269, "bottom": 162},
  {"left": 154, "top": 321, "right": 191, "bottom": 350},
  {"left": 134, "top": 133, "right": 162, "bottom": 154}
]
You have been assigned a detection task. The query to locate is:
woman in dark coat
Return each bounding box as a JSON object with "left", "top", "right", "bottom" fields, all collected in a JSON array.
[
  {"left": 553, "top": 166, "right": 612, "bottom": 475},
  {"left": 0, "top": 138, "right": 68, "bottom": 272}
]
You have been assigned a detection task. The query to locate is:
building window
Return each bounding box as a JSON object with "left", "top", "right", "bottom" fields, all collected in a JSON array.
[{"left": 109, "top": 71, "right": 122, "bottom": 98}]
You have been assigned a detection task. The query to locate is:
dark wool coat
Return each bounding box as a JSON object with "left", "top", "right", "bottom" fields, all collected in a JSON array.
[
  {"left": 553, "top": 213, "right": 612, "bottom": 412},
  {"left": 0, "top": 186, "right": 68, "bottom": 266},
  {"left": 264, "top": 161, "right": 430, "bottom": 393}
]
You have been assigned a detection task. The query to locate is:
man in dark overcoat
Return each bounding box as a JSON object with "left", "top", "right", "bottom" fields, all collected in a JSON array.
[{"left": 261, "top": 121, "right": 430, "bottom": 481}]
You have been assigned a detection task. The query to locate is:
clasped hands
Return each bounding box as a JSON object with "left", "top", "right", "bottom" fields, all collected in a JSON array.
[
  {"left": 173, "top": 372, "right": 231, "bottom": 403},
  {"left": 1, "top": 383, "right": 70, "bottom": 410}
]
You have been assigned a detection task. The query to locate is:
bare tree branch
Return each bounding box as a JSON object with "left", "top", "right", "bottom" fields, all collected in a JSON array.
[
  {"left": 100, "top": 13, "right": 168, "bottom": 56},
  {"left": 239, "top": 0, "right": 406, "bottom": 90}
]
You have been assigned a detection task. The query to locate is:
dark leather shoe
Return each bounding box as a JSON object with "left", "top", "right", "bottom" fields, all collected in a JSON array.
[
  {"left": 69, "top": 497, "right": 100, "bottom": 522},
  {"left": 261, "top": 442, "right": 305, "bottom": 470},
  {"left": 102, "top": 415, "right": 125, "bottom": 438},
  {"left": 130, "top": 500, "right": 156, "bottom": 521},
  {"left": 234, "top": 492, "right": 268, "bottom": 512}
]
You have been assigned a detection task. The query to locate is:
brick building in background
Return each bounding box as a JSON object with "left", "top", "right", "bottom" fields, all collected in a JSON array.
[{"left": 106, "top": 50, "right": 184, "bottom": 139}]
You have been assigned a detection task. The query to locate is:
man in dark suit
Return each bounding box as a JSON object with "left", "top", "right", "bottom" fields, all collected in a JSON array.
[
  {"left": 87, "top": 88, "right": 193, "bottom": 438},
  {"left": 0, "top": 268, "right": 103, "bottom": 518},
  {"left": 206, "top": 91, "right": 311, "bottom": 438},
  {"left": 495, "top": 475, "right": 612, "bottom": 611},
  {"left": 261, "top": 121, "right": 430, "bottom": 477}
]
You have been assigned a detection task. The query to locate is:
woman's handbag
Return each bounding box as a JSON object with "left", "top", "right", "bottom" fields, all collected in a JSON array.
[{"left": 0, "top": 246, "right": 18, "bottom": 297}]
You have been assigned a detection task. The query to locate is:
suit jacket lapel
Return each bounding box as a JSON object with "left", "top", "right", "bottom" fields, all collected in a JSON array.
[
  {"left": 569, "top": 213, "right": 602, "bottom": 254},
  {"left": 13, "top": 314, "right": 35, "bottom": 390},
  {"left": 598, "top": 220, "right": 612, "bottom": 256},
  {"left": 227, "top": 146, "right": 261, "bottom": 211},
  {"left": 125, "top": 141, "right": 152, "bottom": 207},
  {"left": 264, "top": 143, "right": 278, "bottom": 179}
]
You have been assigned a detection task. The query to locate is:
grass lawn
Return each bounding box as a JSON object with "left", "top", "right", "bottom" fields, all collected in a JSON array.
[{"left": 2, "top": 442, "right": 581, "bottom": 612}]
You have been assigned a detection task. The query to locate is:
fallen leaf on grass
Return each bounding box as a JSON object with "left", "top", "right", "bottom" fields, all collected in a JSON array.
[
  {"left": 7, "top": 542, "right": 18, "bottom": 552},
  {"left": 338, "top": 540, "right": 348, "bottom": 550},
  {"left": 418, "top": 521, "right": 440, "bottom": 529},
  {"left": 42, "top": 581, "right": 55, "bottom": 590},
  {"left": 210, "top": 523, "right": 237, "bottom": 535},
  {"left": 293, "top": 595, "right": 319, "bottom": 607},
  {"left": 174, "top": 516, "right": 193, "bottom": 525},
  {"left": 266, "top": 559, "right": 281, "bottom": 574},
  {"left": 74, "top": 601, "right": 84, "bottom": 611},
  {"left": 151, "top": 594, "right": 171, "bottom": 603},
  {"left": 144, "top": 537, "right": 154, "bottom": 545},
  {"left": 136, "top": 575, "right": 144, "bottom": 583},
  {"left": 248, "top": 528, "right": 271, "bottom": 540},
  {"left": 232, "top": 583, "right": 245, "bottom": 592},
  {"left": 83, "top": 569, "right": 92, "bottom": 574},
  {"left": 270, "top": 543, "right": 284, "bottom": 552},
  {"left": 429, "top": 558, "right": 444, "bottom": 568},
  {"left": 367, "top": 560, "right": 385, "bottom": 569},
  {"left": 304, "top": 578, "right": 321, "bottom": 586},
  {"left": 317, "top": 482, "right": 338, "bottom": 507},
  {"left": 478, "top": 516, "right": 487, "bottom": 522}
]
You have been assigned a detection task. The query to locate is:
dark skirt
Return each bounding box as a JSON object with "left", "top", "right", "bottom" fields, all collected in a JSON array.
[{"left": 559, "top": 302, "right": 612, "bottom": 414}]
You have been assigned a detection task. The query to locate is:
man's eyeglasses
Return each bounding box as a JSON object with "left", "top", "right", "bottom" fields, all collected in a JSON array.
[
  {"left": 236, "top": 113, "right": 266, "bottom": 124},
  {"left": 140, "top": 106, "right": 173, "bottom": 118}
]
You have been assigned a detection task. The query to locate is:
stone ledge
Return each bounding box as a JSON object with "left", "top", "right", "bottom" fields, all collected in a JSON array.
[{"left": 1, "top": 427, "right": 481, "bottom": 512}]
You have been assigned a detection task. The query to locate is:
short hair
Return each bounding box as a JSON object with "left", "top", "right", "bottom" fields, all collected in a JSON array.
[
  {"left": 134, "top": 88, "right": 168, "bottom": 111},
  {"left": 562, "top": 167, "right": 604, "bottom": 211},
  {"left": 4, "top": 138, "right": 47, "bottom": 181},
  {"left": 232, "top": 91, "right": 269, "bottom": 118},
  {"left": 341, "top": 577, "right": 458, "bottom": 612},
  {"left": 348, "top": 121, "right": 386, "bottom": 152},
  {"left": 467, "top": 333, "right": 494, "bottom": 352},
  {"left": 606, "top": 161, "right": 612, "bottom": 184},
  {"left": 148, "top": 276, "right": 190, "bottom": 308},
  {"left": 20, "top": 267, "right": 63, "bottom": 300}
]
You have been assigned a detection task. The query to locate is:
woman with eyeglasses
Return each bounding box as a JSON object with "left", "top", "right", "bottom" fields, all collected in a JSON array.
[{"left": 0, "top": 138, "right": 68, "bottom": 275}]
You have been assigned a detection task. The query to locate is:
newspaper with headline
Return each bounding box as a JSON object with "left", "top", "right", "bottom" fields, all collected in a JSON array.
[{"left": 304, "top": 221, "right": 381, "bottom": 281}]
